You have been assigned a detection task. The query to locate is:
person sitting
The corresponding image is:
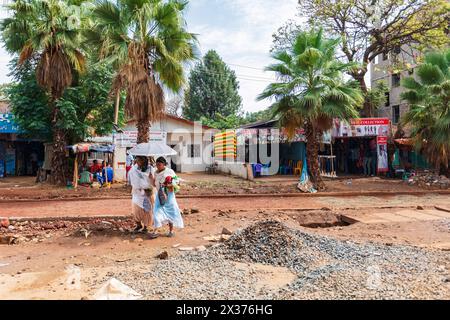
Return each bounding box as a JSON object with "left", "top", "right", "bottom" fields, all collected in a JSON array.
[
  {"left": 90, "top": 160, "right": 102, "bottom": 175},
  {"left": 98, "top": 162, "right": 114, "bottom": 186},
  {"left": 78, "top": 168, "right": 93, "bottom": 186}
]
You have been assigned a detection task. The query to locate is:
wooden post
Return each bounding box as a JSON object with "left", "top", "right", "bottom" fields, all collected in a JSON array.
[
  {"left": 114, "top": 91, "right": 120, "bottom": 125},
  {"left": 73, "top": 153, "right": 78, "bottom": 189},
  {"left": 330, "top": 141, "right": 335, "bottom": 177}
]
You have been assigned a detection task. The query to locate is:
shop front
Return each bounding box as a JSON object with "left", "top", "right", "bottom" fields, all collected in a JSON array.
[
  {"left": 0, "top": 112, "right": 44, "bottom": 177},
  {"left": 332, "top": 118, "right": 391, "bottom": 176}
]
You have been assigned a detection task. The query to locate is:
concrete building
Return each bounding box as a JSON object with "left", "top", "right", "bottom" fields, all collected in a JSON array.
[
  {"left": 0, "top": 101, "right": 44, "bottom": 177},
  {"left": 370, "top": 45, "right": 420, "bottom": 131},
  {"left": 112, "top": 114, "right": 217, "bottom": 181}
]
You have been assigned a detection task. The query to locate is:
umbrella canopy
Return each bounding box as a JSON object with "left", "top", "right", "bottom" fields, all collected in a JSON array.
[{"left": 128, "top": 141, "right": 177, "bottom": 157}]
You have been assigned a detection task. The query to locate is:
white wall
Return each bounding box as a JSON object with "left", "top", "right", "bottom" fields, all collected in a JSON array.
[
  {"left": 216, "top": 162, "right": 253, "bottom": 180},
  {"left": 118, "top": 117, "right": 217, "bottom": 174}
]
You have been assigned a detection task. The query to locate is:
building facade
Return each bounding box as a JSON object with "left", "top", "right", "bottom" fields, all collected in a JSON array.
[
  {"left": 0, "top": 100, "right": 44, "bottom": 177},
  {"left": 112, "top": 115, "right": 217, "bottom": 181},
  {"left": 370, "top": 45, "right": 420, "bottom": 131}
]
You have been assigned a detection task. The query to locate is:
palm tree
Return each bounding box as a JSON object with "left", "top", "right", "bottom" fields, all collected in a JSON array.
[
  {"left": 258, "top": 29, "right": 363, "bottom": 190},
  {"left": 401, "top": 48, "right": 450, "bottom": 175},
  {"left": 87, "top": 0, "right": 197, "bottom": 143},
  {"left": 1, "top": 0, "right": 86, "bottom": 185}
]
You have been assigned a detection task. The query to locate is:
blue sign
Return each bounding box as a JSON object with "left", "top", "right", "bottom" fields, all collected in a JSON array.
[{"left": 0, "top": 113, "right": 20, "bottom": 133}]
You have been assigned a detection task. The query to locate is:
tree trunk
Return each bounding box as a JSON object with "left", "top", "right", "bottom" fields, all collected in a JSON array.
[
  {"left": 49, "top": 104, "right": 68, "bottom": 185},
  {"left": 114, "top": 90, "right": 120, "bottom": 125},
  {"left": 136, "top": 118, "right": 149, "bottom": 144},
  {"left": 353, "top": 73, "right": 373, "bottom": 117},
  {"left": 305, "top": 122, "right": 325, "bottom": 191}
]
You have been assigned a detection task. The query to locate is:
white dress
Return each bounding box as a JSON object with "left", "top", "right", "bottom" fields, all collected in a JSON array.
[
  {"left": 128, "top": 165, "right": 154, "bottom": 211},
  {"left": 153, "top": 167, "right": 184, "bottom": 229}
]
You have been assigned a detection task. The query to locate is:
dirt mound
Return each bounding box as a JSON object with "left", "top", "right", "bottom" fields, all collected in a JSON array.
[{"left": 222, "top": 220, "right": 304, "bottom": 266}]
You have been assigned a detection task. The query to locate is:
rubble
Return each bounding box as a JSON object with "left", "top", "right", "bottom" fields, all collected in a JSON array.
[
  {"left": 406, "top": 172, "right": 450, "bottom": 189},
  {"left": 1, "top": 218, "right": 10, "bottom": 228},
  {"left": 221, "top": 227, "right": 233, "bottom": 235},
  {"left": 93, "top": 278, "right": 143, "bottom": 300},
  {"left": 156, "top": 251, "right": 169, "bottom": 260}
]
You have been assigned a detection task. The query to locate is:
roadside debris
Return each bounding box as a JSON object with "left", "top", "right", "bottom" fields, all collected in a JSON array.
[
  {"left": 93, "top": 278, "right": 143, "bottom": 300},
  {"left": 182, "top": 208, "right": 200, "bottom": 215},
  {"left": 1, "top": 218, "right": 10, "bottom": 228},
  {"left": 156, "top": 251, "right": 169, "bottom": 260},
  {"left": 202, "top": 234, "right": 230, "bottom": 242},
  {"left": 0, "top": 235, "right": 18, "bottom": 245},
  {"left": 178, "top": 247, "right": 194, "bottom": 251},
  {"left": 406, "top": 172, "right": 450, "bottom": 189},
  {"left": 221, "top": 227, "right": 233, "bottom": 235}
]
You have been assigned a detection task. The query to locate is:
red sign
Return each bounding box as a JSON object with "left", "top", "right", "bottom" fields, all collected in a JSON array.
[
  {"left": 377, "top": 136, "right": 388, "bottom": 173},
  {"left": 350, "top": 118, "right": 390, "bottom": 125},
  {"left": 377, "top": 136, "right": 388, "bottom": 144}
]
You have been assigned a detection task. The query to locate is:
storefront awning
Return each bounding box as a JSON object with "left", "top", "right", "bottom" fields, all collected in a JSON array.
[{"left": 66, "top": 143, "right": 115, "bottom": 154}]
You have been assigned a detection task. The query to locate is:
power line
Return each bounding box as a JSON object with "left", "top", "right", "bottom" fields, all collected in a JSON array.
[
  {"left": 226, "top": 62, "right": 265, "bottom": 71},
  {"left": 191, "top": 69, "right": 276, "bottom": 82}
]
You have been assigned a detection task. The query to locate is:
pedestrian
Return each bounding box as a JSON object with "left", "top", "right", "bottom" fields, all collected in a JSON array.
[
  {"left": 127, "top": 156, "right": 158, "bottom": 237},
  {"left": 30, "top": 151, "right": 38, "bottom": 176},
  {"left": 126, "top": 151, "right": 133, "bottom": 180},
  {"left": 153, "top": 157, "right": 183, "bottom": 237},
  {"left": 369, "top": 138, "right": 377, "bottom": 176},
  {"left": 363, "top": 142, "right": 372, "bottom": 176}
]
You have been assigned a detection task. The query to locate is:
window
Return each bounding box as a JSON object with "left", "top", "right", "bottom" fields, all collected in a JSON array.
[
  {"left": 385, "top": 91, "right": 390, "bottom": 107},
  {"left": 187, "top": 144, "right": 201, "bottom": 158},
  {"left": 392, "top": 73, "right": 401, "bottom": 87},
  {"left": 392, "top": 105, "right": 400, "bottom": 124}
]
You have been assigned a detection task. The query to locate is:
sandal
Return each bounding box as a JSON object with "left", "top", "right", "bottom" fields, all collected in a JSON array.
[
  {"left": 147, "top": 232, "right": 159, "bottom": 239},
  {"left": 166, "top": 231, "right": 175, "bottom": 238}
]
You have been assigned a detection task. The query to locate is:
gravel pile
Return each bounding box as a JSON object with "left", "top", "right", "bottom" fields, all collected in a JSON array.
[
  {"left": 220, "top": 220, "right": 330, "bottom": 273},
  {"left": 108, "top": 220, "right": 449, "bottom": 299},
  {"left": 114, "top": 251, "right": 277, "bottom": 300},
  {"left": 224, "top": 221, "right": 300, "bottom": 264}
]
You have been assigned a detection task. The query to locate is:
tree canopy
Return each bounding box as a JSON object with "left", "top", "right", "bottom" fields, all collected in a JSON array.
[
  {"left": 259, "top": 28, "right": 364, "bottom": 189},
  {"left": 183, "top": 50, "right": 242, "bottom": 121},
  {"left": 273, "top": 0, "right": 449, "bottom": 116},
  {"left": 401, "top": 48, "right": 450, "bottom": 174},
  {"left": 88, "top": 0, "right": 197, "bottom": 143},
  {"left": 5, "top": 59, "right": 122, "bottom": 143}
]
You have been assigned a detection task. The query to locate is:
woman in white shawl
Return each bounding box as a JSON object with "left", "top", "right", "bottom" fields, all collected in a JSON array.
[{"left": 127, "top": 156, "right": 158, "bottom": 238}]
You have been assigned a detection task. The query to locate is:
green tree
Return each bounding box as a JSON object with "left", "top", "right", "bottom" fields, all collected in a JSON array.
[
  {"left": 273, "top": 0, "right": 449, "bottom": 116},
  {"left": 401, "top": 48, "right": 450, "bottom": 175},
  {"left": 183, "top": 50, "right": 242, "bottom": 121},
  {"left": 258, "top": 29, "right": 364, "bottom": 190},
  {"left": 199, "top": 113, "right": 245, "bottom": 130},
  {"left": 1, "top": 0, "right": 88, "bottom": 184},
  {"left": 88, "top": 0, "right": 197, "bottom": 144},
  {"left": 6, "top": 58, "right": 122, "bottom": 145},
  {"left": 242, "top": 108, "right": 273, "bottom": 124}
]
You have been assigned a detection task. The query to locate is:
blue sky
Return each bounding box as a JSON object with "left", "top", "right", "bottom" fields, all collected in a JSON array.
[{"left": 0, "top": 0, "right": 300, "bottom": 113}]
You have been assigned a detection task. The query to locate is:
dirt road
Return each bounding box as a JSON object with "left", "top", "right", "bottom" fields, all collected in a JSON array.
[
  {"left": 1, "top": 193, "right": 449, "bottom": 219},
  {"left": 1, "top": 192, "right": 450, "bottom": 299}
]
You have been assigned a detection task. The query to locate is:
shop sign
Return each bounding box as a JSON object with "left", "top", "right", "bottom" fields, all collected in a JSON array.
[
  {"left": 377, "top": 136, "right": 389, "bottom": 173},
  {"left": 115, "top": 130, "right": 167, "bottom": 147},
  {"left": 332, "top": 118, "right": 390, "bottom": 138},
  {"left": 0, "top": 113, "right": 20, "bottom": 134}
]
